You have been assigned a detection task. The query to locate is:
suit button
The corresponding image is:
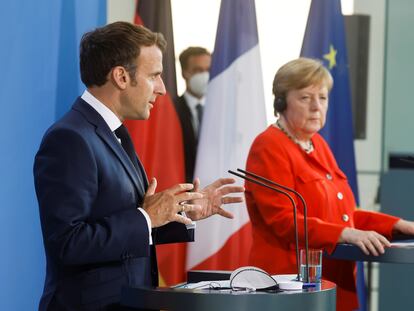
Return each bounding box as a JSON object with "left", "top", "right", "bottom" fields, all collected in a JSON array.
[
  {"left": 342, "top": 214, "right": 349, "bottom": 222},
  {"left": 337, "top": 192, "right": 344, "bottom": 200},
  {"left": 326, "top": 173, "right": 332, "bottom": 180},
  {"left": 121, "top": 252, "right": 130, "bottom": 260}
]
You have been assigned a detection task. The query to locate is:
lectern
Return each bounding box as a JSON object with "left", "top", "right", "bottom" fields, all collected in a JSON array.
[{"left": 121, "top": 271, "right": 336, "bottom": 310}]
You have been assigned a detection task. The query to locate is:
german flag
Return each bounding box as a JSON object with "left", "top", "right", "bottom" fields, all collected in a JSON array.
[{"left": 125, "top": 0, "right": 187, "bottom": 286}]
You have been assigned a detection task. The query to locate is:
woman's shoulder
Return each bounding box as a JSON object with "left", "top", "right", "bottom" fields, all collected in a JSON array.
[
  {"left": 252, "top": 125, "right": 289, "bottom": 147},
  {"left": 249, "top": 125, "right": 300, "bottom": 164}
]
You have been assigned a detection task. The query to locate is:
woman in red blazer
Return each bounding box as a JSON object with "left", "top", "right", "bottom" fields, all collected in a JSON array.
[{"left": 245, "top": 58, "right": 414, "bottom": 311}]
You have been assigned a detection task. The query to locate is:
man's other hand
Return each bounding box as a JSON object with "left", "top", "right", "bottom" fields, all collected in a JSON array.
[{"left": 185, "top": 177, "right": 245, "bottom": 221}]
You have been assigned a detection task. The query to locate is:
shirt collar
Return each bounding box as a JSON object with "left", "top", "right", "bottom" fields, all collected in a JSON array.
[
  {"left": 183, "top": 91, "right": 205, "bottom": 111},
  {"left": 81, "top": 89, "right": 122, "bottom": 132}
]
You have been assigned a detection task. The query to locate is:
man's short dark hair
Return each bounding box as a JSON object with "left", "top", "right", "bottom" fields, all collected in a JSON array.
[
  {"left": 179, "top": 46, "right": 211, "bottom": 72},
  {"left": 80, "top": 21, "right": 166, "bottom": 87}
]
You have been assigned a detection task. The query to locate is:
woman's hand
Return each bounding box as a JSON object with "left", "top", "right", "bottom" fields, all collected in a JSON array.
[
  {"left": 339, "top": 227, "right": 391, "bottom": 256},
  {"left": 393, "top": 219, "right": 414, "bottom": 236}
]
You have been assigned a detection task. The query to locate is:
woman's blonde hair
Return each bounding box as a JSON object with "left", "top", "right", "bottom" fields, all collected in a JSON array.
[{"left": 272, "top": 58, "right": 333, "bottom": 115}]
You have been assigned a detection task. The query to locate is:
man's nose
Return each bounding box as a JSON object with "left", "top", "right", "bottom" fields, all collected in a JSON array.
[{"left": 155, "top": 77, "right": 166, "bottom": 96}]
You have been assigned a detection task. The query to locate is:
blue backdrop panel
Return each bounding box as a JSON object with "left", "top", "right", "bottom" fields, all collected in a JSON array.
[{"left": 0, "top": 1, "right": 106, "bottom": 310}]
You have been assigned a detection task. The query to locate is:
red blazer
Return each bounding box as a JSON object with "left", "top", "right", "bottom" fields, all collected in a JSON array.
[{"left": 245, "top": 126, "right": 399, "bottom": 311}]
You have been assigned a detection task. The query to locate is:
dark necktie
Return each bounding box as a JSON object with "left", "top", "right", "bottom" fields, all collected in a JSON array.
[
  {"left": 114, "top": 125, "right": 140, "bottom": 172},
  {"left": 195, "top": 103, "right": 203, "bottom": 139},
  {"left": 196, "top": 103, "right": 203, "bottom": 126}
]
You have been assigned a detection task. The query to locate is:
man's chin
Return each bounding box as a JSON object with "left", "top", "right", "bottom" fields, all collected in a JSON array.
[
  {"left": 128, "top": 112, "right": 150, "bottom": 121},
  {"left": 142, "top": 111, "right": 151, "bottom": 120}
]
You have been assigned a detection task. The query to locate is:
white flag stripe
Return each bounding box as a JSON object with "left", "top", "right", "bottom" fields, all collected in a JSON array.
[
  {"left": 195, "top": 46, "right": 266, "bottom": 186},
  {"left": 187, "top": 45, "right": 266, "bottom": 269}
]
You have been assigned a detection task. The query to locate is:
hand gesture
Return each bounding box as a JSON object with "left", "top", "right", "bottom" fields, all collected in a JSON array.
[
  {"left": 185, "top": 177, "right": 245, "bottom": 221},
  {"left": 142, "top": 178, "right": 203, "bottom": 228},
  {"left": 339, "top": 227, "right": 391, "bottom": 256}
]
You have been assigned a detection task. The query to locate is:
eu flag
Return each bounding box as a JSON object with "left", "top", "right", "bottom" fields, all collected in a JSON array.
[
  {"left": 301, "top": 1, "right": 365, "bottom": 310},
  {"left": 301, "top": 0, "right": 359, "bottom": 203}
]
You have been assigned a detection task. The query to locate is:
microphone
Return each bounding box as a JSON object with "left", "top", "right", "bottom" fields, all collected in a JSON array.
[{"left": 228, "top": 168, "right": 310, "bottom": 283}]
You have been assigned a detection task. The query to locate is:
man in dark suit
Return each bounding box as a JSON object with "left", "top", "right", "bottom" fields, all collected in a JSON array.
[
  {"left": 34, "top": 22, "right": 243, "bottom": 311},
  {"left": 174, "top": 47, "right": 211, "bottom": 183}
]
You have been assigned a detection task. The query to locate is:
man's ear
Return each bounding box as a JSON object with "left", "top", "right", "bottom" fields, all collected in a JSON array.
[
  {"left": 110, "top": 66, "right": 129, "bottom": 90},
  {"left": 182, "top": 69, "right": 190, "bottom": 81}
]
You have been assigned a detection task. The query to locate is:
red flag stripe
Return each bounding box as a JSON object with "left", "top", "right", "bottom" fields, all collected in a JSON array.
[{"left": 131, "top": 0, "right": 187, "bottom": 286}]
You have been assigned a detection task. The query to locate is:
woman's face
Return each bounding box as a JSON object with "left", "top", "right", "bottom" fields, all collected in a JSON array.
[{"left": 283, "top": 84, "right": 329, "bottom": 139}]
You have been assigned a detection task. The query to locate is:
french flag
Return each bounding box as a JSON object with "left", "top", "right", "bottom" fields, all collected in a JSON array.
[{"left": 187, "top": 0, "right": 267, "bottom": 271}]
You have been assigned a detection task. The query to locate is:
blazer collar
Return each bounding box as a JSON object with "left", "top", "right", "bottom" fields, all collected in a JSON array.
[{"left": 72, "top": 98, "right": 146, "bottom": 196}]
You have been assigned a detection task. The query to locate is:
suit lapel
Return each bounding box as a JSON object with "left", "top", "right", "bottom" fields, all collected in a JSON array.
[
  {"left": 73, "top": 98, "right": 146, "bottom": 196},
  {"left": 96, "top": 126, "right": 146, "bottom": 196},
  {"left": 136, "top": 157, "right": 149, "bottom": 189}
]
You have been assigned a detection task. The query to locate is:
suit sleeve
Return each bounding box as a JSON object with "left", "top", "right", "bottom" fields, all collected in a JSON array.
[
  {"left": 154, "top": 222, "right": 195, "bottom": 245},
  {"left": 246, "top": 134, "right": 345, "bottom": 254},
  {"left": 34, "top": 127, "right": 150, "bottom": 265}
]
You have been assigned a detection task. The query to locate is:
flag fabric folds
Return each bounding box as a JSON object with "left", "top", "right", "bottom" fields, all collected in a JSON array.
[
  {"left": 187, "top": 0, "right": 267, "bottom": 271},
  {"left": 128, "top": 0, "right": 187, "bottom": 286},
  {"left": 301, "top": 0, "right": 359, "bottom": 203},
  {"left": 301, "top": 1, "right": 365, "bottom": 310}
]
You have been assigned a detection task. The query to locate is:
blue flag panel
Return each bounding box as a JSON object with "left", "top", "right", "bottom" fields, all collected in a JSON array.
[
  {"left": 301, "top": 1, "right": 365, "bottom": 310},
  {"left": 301, "top": 0, "right": 359, "bottom": 204},
  {"left": 210, "top": 0, "right": 259, "bottom": 80}
]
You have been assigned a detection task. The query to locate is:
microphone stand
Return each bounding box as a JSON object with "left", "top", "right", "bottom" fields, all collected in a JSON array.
[
  {"left": 228, "top": 169, "right": 302, "bottom": 282},
  {"left": 237, "top": 168, "right": 310, "bottom": 283}
]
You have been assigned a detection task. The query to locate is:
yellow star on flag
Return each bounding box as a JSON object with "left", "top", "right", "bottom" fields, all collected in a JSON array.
[{"left": 323, "top": 44, "right": 337, "bottom": 69}]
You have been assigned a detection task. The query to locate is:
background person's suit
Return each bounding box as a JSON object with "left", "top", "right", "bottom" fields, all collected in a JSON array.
[
  {"left": 34, "top": 98, "right": 192, "bottom": 310},
  {"left": 174, "top": 95, "right": 198, "bottom": 183}
]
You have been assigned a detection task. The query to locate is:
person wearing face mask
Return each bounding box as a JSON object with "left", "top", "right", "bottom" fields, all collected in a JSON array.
[{"left": 175, "top": 46, "right": 211, "bottom": 183}]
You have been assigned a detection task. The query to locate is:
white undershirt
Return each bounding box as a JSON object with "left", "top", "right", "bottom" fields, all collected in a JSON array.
[{"left": 81, "top": 90, "right": 152, "bottom": 244}]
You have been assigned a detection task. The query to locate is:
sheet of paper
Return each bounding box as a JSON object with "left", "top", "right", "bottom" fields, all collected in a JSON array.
[
  {"left": 175, "top": 274, "right": 299, "bottom": 290},
  {"left": 272, "top": 274, "right": 298, "bottom": 282},
  {"left": 390, "top": 241, "right": 414, "bottom": 248},
  {"left": 174, "top": 280, "right": 230, "bottom": 290}
]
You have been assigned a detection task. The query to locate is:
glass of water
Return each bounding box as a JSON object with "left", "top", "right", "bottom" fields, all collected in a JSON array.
[{"left": 300, "top": 249, "right": 322, "bottom": 283}]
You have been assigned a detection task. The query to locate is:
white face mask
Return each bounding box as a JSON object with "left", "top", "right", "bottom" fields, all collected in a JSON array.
[{"left": 188, "top": 72, "right": 209, "bottom": 98}]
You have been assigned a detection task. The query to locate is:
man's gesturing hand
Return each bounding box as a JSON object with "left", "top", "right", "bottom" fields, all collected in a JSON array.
[
  {"left": 142, "top": 178, "right": 203, "bottom": 228},
  {"left": 185, "top": 177, "right": 245, "bottom": 221}
]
